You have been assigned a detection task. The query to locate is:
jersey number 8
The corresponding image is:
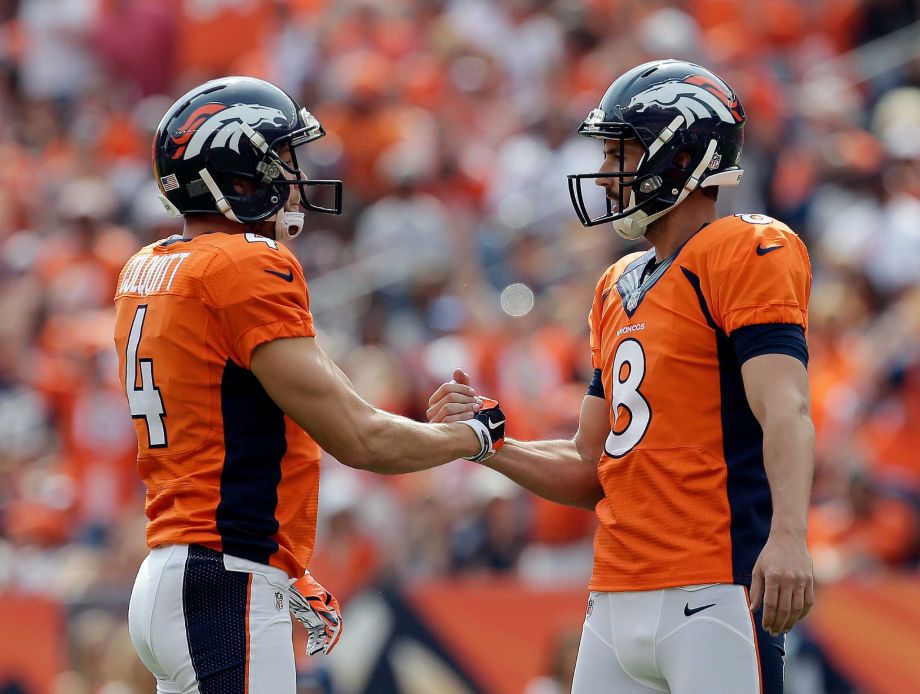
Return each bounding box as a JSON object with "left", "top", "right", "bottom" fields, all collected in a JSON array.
[
  {"left": 125, "top": 305, "right": 168, "bottom": 448},
  {"left": 605, "top": 338, "right": 651, "bottom": 458}
]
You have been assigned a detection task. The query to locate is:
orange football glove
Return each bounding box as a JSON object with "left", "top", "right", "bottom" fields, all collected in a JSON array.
[{"left": 289, "top": 571, "right": 343, "bottom": 656}]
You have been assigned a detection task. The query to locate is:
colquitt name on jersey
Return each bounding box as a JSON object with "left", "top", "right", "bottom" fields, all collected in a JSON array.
[
  {"left": 118, "top": 252, "right": 191, "bottom": 296},
  {"left": 616, "top": 323, "right": 646, "bottom": 337}
]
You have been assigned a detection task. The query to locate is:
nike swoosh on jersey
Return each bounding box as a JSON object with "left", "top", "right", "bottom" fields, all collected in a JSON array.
[
  {"left": 487, "top": 418, "right": 504, "bottom": 430},
  {"left": 684, "top": 602, "right": 716, "bottom": 616},
  {"left": 264, "top": 268, "right": 294, "bottom": 282},
  {"left": 756, "top": 244, "right": 783, "bottom": 256}
]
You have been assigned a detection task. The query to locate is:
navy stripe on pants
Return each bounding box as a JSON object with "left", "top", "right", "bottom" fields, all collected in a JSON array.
[
  {"left": 752, "top": 607, "right": 786, "bottom": 693},
  {"left": 183, "top": 544, "right": 250, "bottom": 693}
]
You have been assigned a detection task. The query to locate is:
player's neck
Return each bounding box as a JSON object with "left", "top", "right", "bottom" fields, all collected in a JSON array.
[
  {"left": 182, "top": 215, "right": 275, "bottom": 240},
  {"left": 645, "top": 195, "right": 718, "bottom": 261}
]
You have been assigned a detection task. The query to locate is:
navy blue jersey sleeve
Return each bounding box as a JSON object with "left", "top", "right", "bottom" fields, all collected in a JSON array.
[
  {"left": 587, "top": 368, "right": 605, "bottom": 399},
  {"left": 731, "top": 323, "right": 808, "bottom": 367}
]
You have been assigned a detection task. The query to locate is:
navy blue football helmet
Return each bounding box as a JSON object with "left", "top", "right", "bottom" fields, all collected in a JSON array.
[
  {"left": 153, "top": 76, "right": 342, "bottom": 240},
  {"left": 568, "top": 60, "right": 745, "bottom": 239}
]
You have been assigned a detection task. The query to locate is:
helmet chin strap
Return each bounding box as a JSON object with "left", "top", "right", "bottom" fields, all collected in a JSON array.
[
  {"left": 200, "top": 168, "right": 242, "bottom": 223},
  {"left": 612, "top": 139, "right": 719, "bottom": 241}
]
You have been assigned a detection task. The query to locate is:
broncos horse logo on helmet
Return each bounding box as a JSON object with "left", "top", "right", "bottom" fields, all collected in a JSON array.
[
  {"left": 627, "top": 79, "right": 742, "bottom": 127},
  {"left": 153, "top": 76, "right": 342, "bottom": 241},
  {"left": 567, "top": 60, "right": 745, "bottom": 240},
  {"left": 169, "top": 103, "right": 225, "bottom": 160},
  {"left": 169, "top": 104, "right": 291, "bottom": 161}
]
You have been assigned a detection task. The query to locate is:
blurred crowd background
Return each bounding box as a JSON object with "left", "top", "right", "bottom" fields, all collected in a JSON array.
[{"left": 1, "top": 0, "right": 919, "bottom": 692}]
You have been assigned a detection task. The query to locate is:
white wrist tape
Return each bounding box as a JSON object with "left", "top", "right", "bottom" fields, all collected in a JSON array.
[{"left": 458, "top": 418, "right": 495, "bottom": 462}]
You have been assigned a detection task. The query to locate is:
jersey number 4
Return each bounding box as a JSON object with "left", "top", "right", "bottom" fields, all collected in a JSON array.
[
  {"left": 605, "top": 338, "right": 651, "bottom": 458},
  {"left": 125, "top": 305, "right": 168, "bottom": 447}
]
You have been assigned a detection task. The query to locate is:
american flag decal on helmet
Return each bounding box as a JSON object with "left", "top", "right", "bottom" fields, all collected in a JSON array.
[{"left": 160, "top": 174, "right": 180, "bottom": 191}]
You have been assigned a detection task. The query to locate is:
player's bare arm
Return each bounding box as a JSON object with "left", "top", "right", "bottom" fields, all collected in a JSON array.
[
  {"left": 427, "top": 369, "right": 605, "bottom": 510},
  {"left": 251, "top": 337, "right": 484, "bottom": 473},
  {"left": 742, "top": 353, "right": 816, "bottom": 637}
]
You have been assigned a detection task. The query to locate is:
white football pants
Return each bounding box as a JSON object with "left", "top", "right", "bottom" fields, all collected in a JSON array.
[
  {"left": 571, "top": 584, "right": 785, "bottom": 693},
  {"left": 128, "top": 544, "right": 297, "bottom": 694}
]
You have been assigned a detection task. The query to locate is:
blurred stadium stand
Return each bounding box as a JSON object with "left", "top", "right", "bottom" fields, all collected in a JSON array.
[{"left": 1, "top": 1, "right": 919, "bottom": 692}]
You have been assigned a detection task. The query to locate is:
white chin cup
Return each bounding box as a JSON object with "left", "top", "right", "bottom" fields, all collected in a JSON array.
[
  {"left": 612, "top": 210, "right": 650, "bottom": 240},
  {"left": 275, "top": 211, "right": 305, "bottom": 240},
  {"left": 612, "top": 187, "right": 650, "bottom": 240}
]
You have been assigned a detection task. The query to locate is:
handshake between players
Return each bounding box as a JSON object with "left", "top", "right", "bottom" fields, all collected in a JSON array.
[{"left": 291, "top": 375, "right": 506, "bottom": 656}]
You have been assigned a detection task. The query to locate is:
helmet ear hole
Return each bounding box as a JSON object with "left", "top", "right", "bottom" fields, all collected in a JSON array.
[
  {"left": 673, "top": 152, "right": 692, "bottom": 170},
  {"left": 230, "top": 176, "right": 256, "bottom": 196}
]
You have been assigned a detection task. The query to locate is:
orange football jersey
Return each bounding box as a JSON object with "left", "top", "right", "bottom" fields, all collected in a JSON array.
[
  {"left": 588, "top": 214, "right": 811, "bottom": 591},
  {"left": 113, "top": 232, "right": 321, "bottom": 579}
]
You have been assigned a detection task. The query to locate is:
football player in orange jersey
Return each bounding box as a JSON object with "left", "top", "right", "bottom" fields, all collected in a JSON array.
[
  {"left": 115, "top": 76, "right": 504, "bottom": 694},
  {"left": 428, "top": 60, "right": 814, "bottom": 693}
]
